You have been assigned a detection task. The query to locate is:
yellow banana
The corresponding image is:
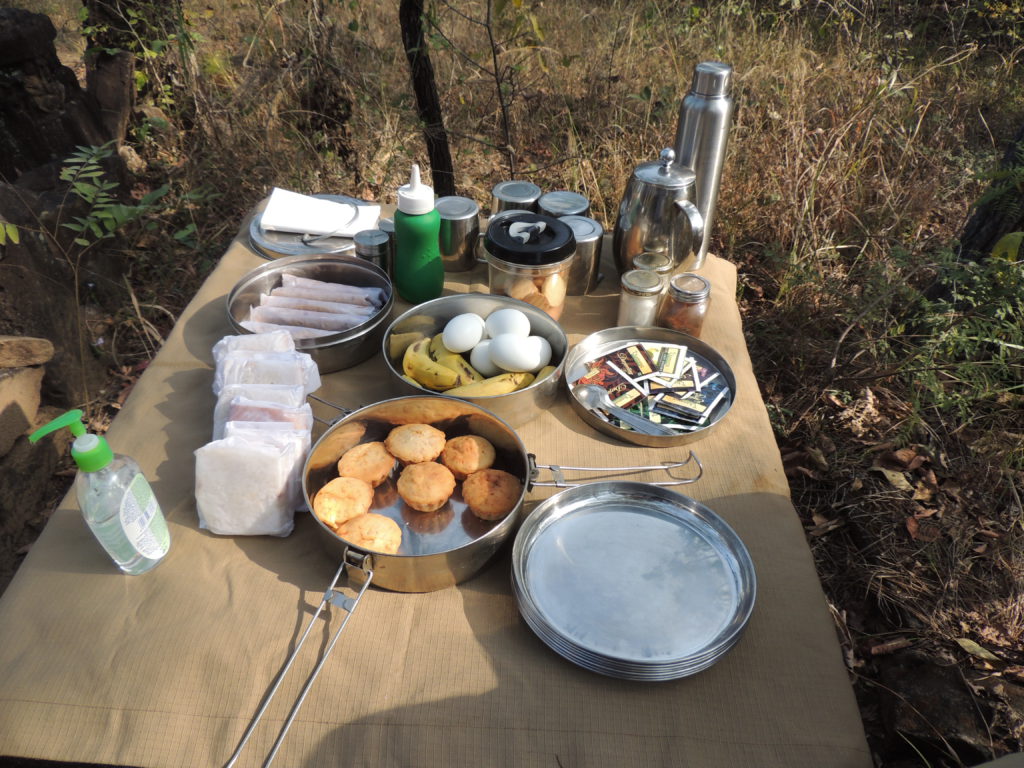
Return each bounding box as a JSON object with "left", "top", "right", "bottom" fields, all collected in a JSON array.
[
  {"left": 534, "top": 365, "right": 557, "bottom": 382},
  {"left": 424, "top": 332, "right": 483, "bottom": 386},
  {"left": 403, "top": 338, "right": 458, "bottom": 390},
  {"left": 389, "top": 331, "right": 425, "bottom": 361},
  {"left": 445, "top": 372, "right": 533, "bottom": 397},
  {"left": 513, "top": 372, "right": 536, "bottom": 391}
]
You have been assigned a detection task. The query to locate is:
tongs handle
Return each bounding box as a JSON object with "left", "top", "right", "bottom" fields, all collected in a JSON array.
[
  {"left": 529, "top": 450, "right": 703, "bottom": 487},
  {"left": 225, "top": 553, "right": 373, "bottom": 768}
]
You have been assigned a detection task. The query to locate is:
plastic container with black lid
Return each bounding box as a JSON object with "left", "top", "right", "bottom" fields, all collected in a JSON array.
[{"left": 483, "top": 212, "right": 576, "bottom": 320}]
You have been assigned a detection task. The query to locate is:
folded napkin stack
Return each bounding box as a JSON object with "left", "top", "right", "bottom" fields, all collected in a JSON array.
[{"left": 260, "top": 187, "right": 380, "bottom": 238}]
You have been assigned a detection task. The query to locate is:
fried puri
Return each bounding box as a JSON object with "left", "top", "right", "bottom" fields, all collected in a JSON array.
[
  {"left": 313, "top": 476, "right": 374, "bottom": 528},
  {"left": 440, "top": 435, "right": 496, "bottom": 481},
  {"left": 462, "top": 468, "right": 522, "bottom": 521},
  {"left": 396, "top": 461, "right": 457, "bottom": 512},
  {"left": 336, "top": 512, "right": 402, "bottom": 554},
  {"left": 337, "top": 441, "right": 396, "bottom": 487},
  {"left": 385, "top": 423, "right": 447, "bottom": 464}
]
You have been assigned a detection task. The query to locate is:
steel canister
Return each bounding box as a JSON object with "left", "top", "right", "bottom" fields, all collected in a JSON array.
[
  {"left": 537, "top": 190, "right": 590, "bottom": 218},
  {"left": 436, "top": 196, "right": 480, "bottom": 272},
  {"left": 560, "top": 214, "right": 604, "bottom": 295},
  {"left": 354, "top": 229, "right": 391, "bottom": 276},
  {"left": 490, "top": 180, "right": 542, "bottom": 214}
]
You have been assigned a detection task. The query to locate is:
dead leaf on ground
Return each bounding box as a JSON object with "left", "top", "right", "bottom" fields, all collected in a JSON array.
[
  {"left": 906, "top": 516, "right": 942, "bottom": 542},
  {"left": 871, "top": 466, "right": 914, "bottom": 491},
  {"left": 955, "top": 637, "right": 1002, "bottom": 662}
]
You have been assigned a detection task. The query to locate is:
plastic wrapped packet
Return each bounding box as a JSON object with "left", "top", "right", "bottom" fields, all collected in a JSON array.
[
  {"left": 239, "top": 321, "right": 337, "bottom": 340},
  {"left": 259, "top": 293, "right": 377, "bottom": 317},
  {"left": 248, "top": 304, "right": 369, "bottom": 332},
  {"left": 212, "top": 350, "right": 321, "bottom": 396},
  {"left": 194, "top": 434, "right": 303, "bottom": 536},
  {"left": 212, "top": 384, "right": 307, "bottom": 440},
  {"left": 212, "top": 330, "right": 294, "bottom": 367},
  {"left": 280, "top": 273, "right": 385, "bottom": 307},
  {"left": 224, "top": 421, "right": 310, "bottom": 511}
]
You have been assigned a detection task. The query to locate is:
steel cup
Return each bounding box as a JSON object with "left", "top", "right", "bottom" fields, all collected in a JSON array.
[{"left": 436, "top": 196, "right": 481, "bottom": 272}]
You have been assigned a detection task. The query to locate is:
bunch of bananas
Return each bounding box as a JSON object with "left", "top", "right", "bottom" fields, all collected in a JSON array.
[{"left": 398, "top": 333, "right": 555, "bottom": 396}]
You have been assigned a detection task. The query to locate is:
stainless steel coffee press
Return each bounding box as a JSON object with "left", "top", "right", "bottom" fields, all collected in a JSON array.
[{"left": 673, "top": 61, "right": 734, "bottom": 269}]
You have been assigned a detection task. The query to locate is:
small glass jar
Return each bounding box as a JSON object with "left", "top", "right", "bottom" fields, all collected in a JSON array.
[
  {"left": 617, "top": 269, "right": 665, "bottom": 327},
  {"left": 656, "top": 273, "right": 711, "bottom": 337},
  {"left": 484, "top": 212, "right": 576, "bottom": 320},
  {"left": 633, "top": 251, "right": 675, "bottom": 279}
]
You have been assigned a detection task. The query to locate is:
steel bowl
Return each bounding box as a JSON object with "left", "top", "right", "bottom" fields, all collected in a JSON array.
[
  {"left": 226, "top": 252, "right": 394, "bottom": 373},
  {"left": 564, "top": 325, "right": 735, "bottom": 447},
  {"left": 303, "top": 395, "right": 531, "bottom": 592},
  {"left": 381, "top": 293, "right": 569, "bottom": 427}
]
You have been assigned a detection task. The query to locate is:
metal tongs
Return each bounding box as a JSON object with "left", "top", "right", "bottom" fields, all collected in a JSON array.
[
  {"left": 528, "top": 450, "right": 703, "bottom": 487},
  {"left": 225, "top": 556, "right": 373, "bottom": 768}
]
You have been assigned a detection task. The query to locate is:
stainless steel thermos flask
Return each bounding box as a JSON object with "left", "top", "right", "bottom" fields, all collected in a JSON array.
[{"left": 673, "top": 61, "right": 734, "bottom": 269}]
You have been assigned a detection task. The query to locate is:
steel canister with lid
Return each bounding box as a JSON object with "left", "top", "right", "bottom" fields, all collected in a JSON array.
[
  {"left": 537, "top": 190, "right": 590, "bottom": 219},
  {"left": 490, "top": 180, "right": 542, "bottom": 214},
  {"left": 436, "top": 195, "right": 480, "bottom": 272},
  {"left": 656, "top": 272, "right": 711, "bottom": 337},
  {"left": 354, "top": 229, "right": 391, "bottom": 275},
  {"left": 484, "top": 212, "right": 576, "bottom": 320},
  {"left": 560, "top": 214, "right": 604, "bottom": 295}
]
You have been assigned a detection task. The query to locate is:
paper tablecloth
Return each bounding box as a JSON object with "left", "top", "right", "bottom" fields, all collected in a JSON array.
[{"left": 0, "top": 225, "right": 872, "bottom": 768}]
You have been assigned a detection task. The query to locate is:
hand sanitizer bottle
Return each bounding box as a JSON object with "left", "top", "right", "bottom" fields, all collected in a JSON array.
[
  {"left": 393, "top": 163, "right": 443, "bottom": 303},
  {"left": 30, "top": 410, "right": 171, "bottom": 575}
]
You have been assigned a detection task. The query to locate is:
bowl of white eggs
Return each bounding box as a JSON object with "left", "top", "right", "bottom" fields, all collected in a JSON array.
[{"left": 381, "top": 293, "right": 569, "bottom": 427}]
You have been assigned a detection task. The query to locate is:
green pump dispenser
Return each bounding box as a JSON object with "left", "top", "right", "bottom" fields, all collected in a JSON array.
[
  {"left": 30, "top": 409, "right": 114, "bottom": 472},
  {"left": 30, "top": 409, "right": 171, "bottom": 574}
]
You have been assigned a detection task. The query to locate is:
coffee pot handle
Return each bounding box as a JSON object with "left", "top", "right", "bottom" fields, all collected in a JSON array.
[{"left": 674, "top": 198, "right": 705, "bottom": 261}]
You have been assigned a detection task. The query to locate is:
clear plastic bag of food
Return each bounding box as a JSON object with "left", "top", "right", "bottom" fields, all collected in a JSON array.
[
  {"left": 212, "top": 349, "right": 321, "bottom": 396},
  {"left": 212, "top": 384, "right": 307, "bottom": 440},
  {"left": 212, "top": 330, "right": 294, "bottom": 367}
]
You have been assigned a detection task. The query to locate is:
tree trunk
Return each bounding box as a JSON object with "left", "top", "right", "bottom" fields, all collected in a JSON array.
[
  {"left": 399, "top": 0, "right": 456, "bottom": 197},
  {"left": 81, "top": 0, "right": 185, "bottom": 145},
  {"left": 958, "top": 121, "right": 1024, "bottom": 262}
]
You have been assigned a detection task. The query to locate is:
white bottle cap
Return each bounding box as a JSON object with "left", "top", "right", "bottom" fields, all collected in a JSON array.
[{"left": 397, "top": 164, "right": 435, "bottom": 215}]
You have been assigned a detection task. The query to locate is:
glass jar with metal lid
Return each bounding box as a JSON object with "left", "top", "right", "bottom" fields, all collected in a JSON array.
[
  {"left": 656, "top": 272, "right": 711, "bottom": 337},
  {"left": 617, "top": 269, "right": 665, "bottom": 327},
  {"left": 633, "top": 251, "right": 675, "bottom": 278},
  {"left": 484, "top": 212, "right": 576, "bottom": 320}
]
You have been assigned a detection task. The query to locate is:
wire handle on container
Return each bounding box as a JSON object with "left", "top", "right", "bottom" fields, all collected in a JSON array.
[
  {"left": 529, "top": 450, "right": 703, "bottom": 488},
  {"left": 225, "top": 553, "right": 373, "bottom": 768}
]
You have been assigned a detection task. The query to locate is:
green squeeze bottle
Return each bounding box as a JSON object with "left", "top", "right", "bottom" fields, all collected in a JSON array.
[
  {"left": 30, "top": 410, "right": 171, "bottom": 575},
  {"left": 394, "top": 163, "right": 443, "bottom": 304}
]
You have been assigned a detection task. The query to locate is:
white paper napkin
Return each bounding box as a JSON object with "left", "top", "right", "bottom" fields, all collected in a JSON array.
[{"left": 260, "top": 187, "right": 380, "bottom": 238}]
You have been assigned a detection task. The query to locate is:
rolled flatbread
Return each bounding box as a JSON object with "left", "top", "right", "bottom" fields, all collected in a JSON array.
[
  {"left": 280, "top": 273, "right": 385, "bottom": 307},
  {"left": 240, "top": 320, "right": 338, "bottom": 340},
  {"left": 248, "top": 305, "right": 368, "bottom": 332},
  {"left": 260, "top": 293, "right": 376, "bottom": 317}
]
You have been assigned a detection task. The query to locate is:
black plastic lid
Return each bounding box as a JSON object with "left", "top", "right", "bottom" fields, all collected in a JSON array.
[{"left": 484, "top": 212, "right": 576, "bottom": 265}]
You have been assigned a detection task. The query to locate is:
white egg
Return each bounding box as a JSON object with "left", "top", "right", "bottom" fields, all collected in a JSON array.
[
  {"left": 489, "top": 333, "right": 543, "bottom": 373},
  {"left": 484, "top": 307, "right": 531, "bottom": 339},
  {"left": 442, "top": 313, "right": 485, "bottom": 353},
  {"left": 469, "top": 340, "right": 502, "bottom": 377},
  {"left": 527, "top": 335, "right": 552, "bottom": 370}
]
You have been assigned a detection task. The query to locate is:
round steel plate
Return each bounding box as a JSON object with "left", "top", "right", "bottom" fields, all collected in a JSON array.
[
  {"left": 512, "top": 482, "right": 755, "bottom": 680},
  {"left": 248, "top": 194, "right": 373, "bottom": 259}
]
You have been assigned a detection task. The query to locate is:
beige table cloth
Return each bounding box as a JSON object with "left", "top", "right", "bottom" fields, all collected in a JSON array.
[{"left": 0, "top": 227, "right": 872, "bottom": 767}]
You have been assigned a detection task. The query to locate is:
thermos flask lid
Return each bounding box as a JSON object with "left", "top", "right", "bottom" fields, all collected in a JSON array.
[{"left": 691, "top": 61, "right": 733, "bottom": 97}]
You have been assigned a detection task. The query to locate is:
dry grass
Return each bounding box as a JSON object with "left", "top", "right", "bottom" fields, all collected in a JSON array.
[{"left": 35, "top": 0, "right": 1024, "bottom": 763}]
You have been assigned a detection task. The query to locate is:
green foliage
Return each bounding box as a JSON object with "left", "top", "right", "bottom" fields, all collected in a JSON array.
[{"left": 904, "top": 251, "right": 1024, "bottom": 423}]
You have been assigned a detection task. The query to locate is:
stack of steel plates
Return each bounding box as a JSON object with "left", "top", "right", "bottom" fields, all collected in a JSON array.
[
  {"left": 248, "top": 194, "right": 371, "bottom": 259},
  {"left": 511, "top": 482, "right": 756, "bottom": 680}
]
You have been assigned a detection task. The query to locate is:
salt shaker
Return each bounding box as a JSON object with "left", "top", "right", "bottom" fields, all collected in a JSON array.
[
  {"left": 673, "top": 61, "right": 734, "bottom": 269},
  {"left": 656, "top": 273, "right": 711, "bottom": 337},
  {"left": 617, "top": 269, "right": 665, "bottom": 327}
]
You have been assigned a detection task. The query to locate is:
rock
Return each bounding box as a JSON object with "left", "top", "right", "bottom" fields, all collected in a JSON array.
[
  {"left": 0, "top": 366, "right": 44, "bottom": 457},
  {"left": 877, "top": 653, "right": 992, "bottom": 764},
  {"left": 0, "top": 335, "right": 54, "bottom": 368}
]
